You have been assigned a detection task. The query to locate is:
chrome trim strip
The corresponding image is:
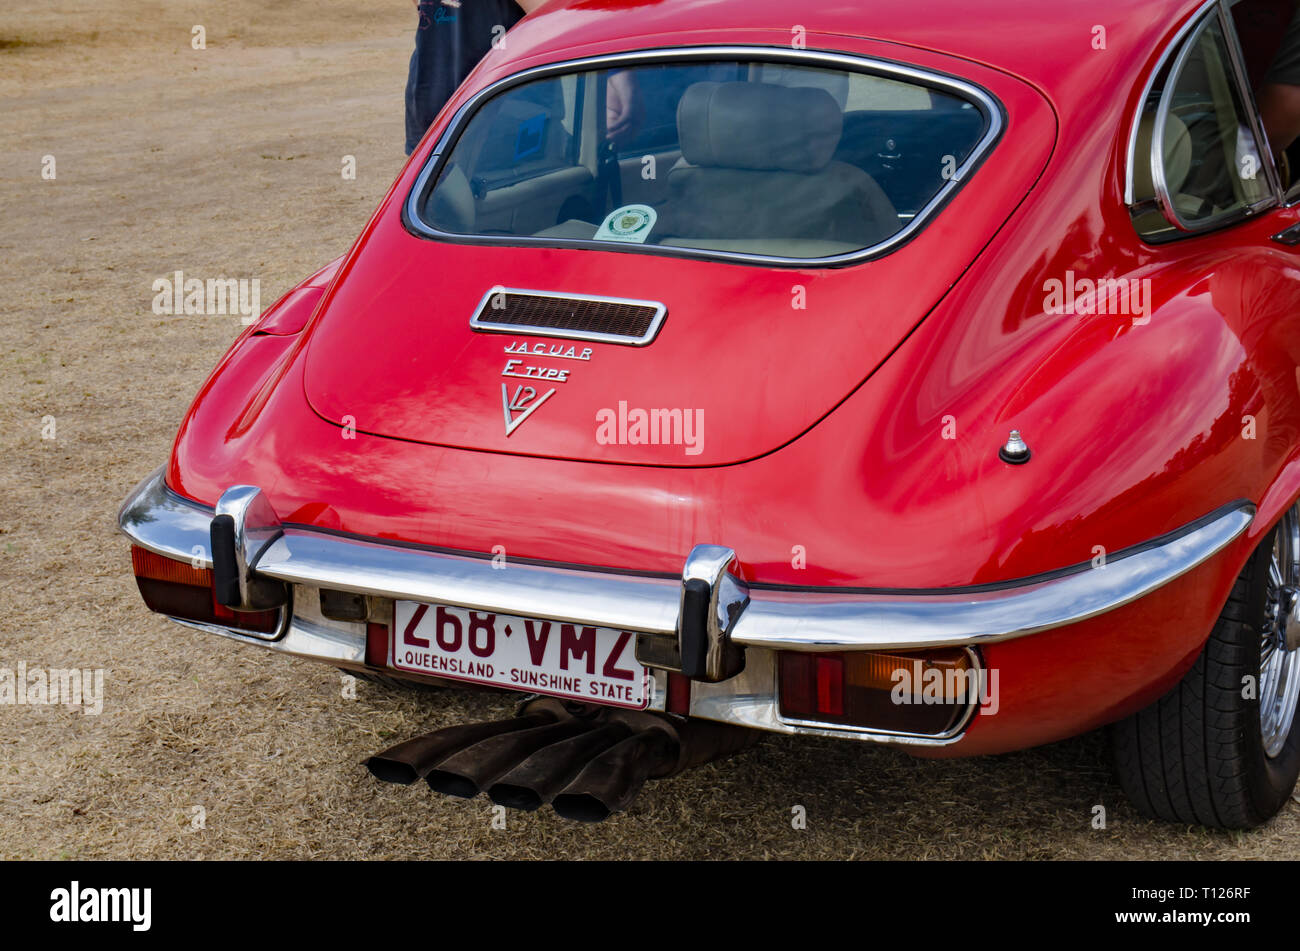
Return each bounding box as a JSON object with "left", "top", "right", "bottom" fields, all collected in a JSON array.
[
  {"left": 469, "top": 287, "right": 668, "bottom": 346},
  {"left": 732, "top": 506, "right": 1253, "bottom": 651},
  {"left": 174, "top": 603, "right": 293, "bottom": 644},
  {"left": 1150, "top": 22, "right": 1206, "bottom": 230},
  {"left": 173, "top": 614, "right": 364, "bottom": 666},
  {"left": 118, "top": 468, "right": 1254, "bottom": 654},
  {"left": 118, "top": 467, "right": 216, "bottom": 569},
  {"left": 403, "top": 45, "right": 1005, "bottom": 269}
]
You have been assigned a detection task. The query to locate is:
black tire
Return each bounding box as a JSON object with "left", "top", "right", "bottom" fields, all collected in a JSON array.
[{"left": 1112, "top": 512, "right": 1300, "bottom": 828}]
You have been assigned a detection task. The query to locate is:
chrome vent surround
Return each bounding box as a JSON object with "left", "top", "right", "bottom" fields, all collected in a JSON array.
[{"left": 470, "top": 288, "right": 667, "bottom": 346}]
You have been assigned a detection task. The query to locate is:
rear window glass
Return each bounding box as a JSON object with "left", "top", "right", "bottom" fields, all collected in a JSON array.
[{"left": 411, "top": 58, "right": 996, "bottom": 263}]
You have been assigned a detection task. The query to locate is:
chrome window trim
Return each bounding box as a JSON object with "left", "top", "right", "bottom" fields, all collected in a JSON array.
[
  {"left": 1124, "top": 0, "right": 1222, "bottom": 206},
  {"left": 1149, "top": 6, "right": 1279, "bottom": 233},
  {"left": 469, "top": 287, "right": 668, "bottom": 346},
  {"left": 402, "top": 45, "right": 1006, "bottom": 269},
  {"left": 1128, "top": 0, "right": 1282, "bottom": 225},
  {"left": 120, "top": 467, "right": 1254, "bottom": 654}
]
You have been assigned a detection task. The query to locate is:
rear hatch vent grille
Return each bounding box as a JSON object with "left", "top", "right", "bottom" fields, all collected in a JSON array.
[{"left": 470, "top": 288, "right": 667, "bottom": 346}]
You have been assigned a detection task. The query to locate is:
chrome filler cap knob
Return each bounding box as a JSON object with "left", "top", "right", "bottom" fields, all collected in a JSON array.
[{"left": 999, "top": 429, "right": 1031, "bottom": 465}]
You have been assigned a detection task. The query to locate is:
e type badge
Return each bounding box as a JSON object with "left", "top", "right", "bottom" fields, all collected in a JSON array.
[{"left": 498, "top": 339, "right": 593, "bottom": 436}]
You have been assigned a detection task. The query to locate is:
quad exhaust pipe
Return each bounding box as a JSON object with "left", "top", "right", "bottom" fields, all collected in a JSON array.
[
  {"left": 366, "top": 698, "right": 758, "bottom": 822},
  {"left": 364, "top": 711, "right": 557, "bottom": 785}
]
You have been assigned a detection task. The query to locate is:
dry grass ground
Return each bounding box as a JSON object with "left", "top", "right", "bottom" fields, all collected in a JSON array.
[{"left": 0, "top": 0, "right": 1295, "bottom": 859}]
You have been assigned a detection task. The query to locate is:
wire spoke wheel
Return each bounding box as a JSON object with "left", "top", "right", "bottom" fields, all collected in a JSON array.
[{"left": 1260, "top": 505, "right": 1300, "bottom": 758}]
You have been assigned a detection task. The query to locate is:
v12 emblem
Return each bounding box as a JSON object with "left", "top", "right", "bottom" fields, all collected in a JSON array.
[{"left": 502, "top": 383, "right": 556, "bottom": 436}]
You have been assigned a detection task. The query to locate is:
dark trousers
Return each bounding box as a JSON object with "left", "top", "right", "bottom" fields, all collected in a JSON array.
[{"left": 404, "top": 4, "right": 444, "bottom": 156}]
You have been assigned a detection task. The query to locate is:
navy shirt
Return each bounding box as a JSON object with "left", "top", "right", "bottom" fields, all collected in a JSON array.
[{"left": 405, "top": 0, "right": 524, "bottom": 155}]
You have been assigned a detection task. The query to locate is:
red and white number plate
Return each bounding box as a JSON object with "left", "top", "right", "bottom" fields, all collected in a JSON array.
[{"left": 392, "top": 601, "right": 652, "bottom": 709}]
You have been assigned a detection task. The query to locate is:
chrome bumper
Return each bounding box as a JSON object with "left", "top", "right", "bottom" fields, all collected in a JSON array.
[{"left": 119, "top": 467, "right": 1254, "bottom": 745}]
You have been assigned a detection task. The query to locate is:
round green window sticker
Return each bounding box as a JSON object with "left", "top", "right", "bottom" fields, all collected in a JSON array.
[{"left": 594, "top": 204, "right": 657, "bottom": 243}]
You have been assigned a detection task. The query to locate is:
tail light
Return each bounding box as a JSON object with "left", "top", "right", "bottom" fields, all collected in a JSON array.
[
  {"left": 365, "top": 621, "right": 390, "bottom": 668},
  {"left": 778, "top": 648, "right": 979, "bottom": 736},
  {"left": 666, "top": 671, "right": 692, "bottom": 714},
  {"left": 130, "top": 545, "right": 280, "bottom": 635}
]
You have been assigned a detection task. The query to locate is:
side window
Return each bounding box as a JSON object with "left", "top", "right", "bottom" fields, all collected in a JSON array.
[
  {"left": 1131, "top": 9, "right": 1273, "bottom": 240},
  {"left": 1230, "top": 0, "right": 1300, "bottom": 199}
]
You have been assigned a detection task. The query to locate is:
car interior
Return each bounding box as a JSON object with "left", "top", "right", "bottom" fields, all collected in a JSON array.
[
  {"left": 1131, "top": 3, "right": 1274, "bottom": 239},
  {"left": 420, "top": 61, "right": 988, "bottom": 260}
]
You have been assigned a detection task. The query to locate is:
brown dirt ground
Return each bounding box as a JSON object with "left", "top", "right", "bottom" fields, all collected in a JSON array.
[{"left": 0, "top": 0, "right": 1296, "bottom": 860}]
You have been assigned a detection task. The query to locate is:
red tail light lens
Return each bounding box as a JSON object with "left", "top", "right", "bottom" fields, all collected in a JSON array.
[
  {"left": 666, "top": 671, "right": 692, "bottom": 714},
  {"left": 131, "top": 545, "right": 280, "bottom": 635},
  {"left": 365, "top": 621, "right": 390, "bottom": 668},
  {"left": 815, "top": 655, "right": 844, "bottom": 717},
  {"left": 778, "top": 648, "right": 977, "bottom": 736}
]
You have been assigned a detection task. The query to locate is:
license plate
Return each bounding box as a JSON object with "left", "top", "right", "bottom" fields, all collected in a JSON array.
[{"left": 392, "top": 601, "right": 652, "bottom": 709}]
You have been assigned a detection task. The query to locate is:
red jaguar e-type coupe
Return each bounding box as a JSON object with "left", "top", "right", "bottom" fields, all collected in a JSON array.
[{"left": 121, "top": 0, "right": 1300, "bottom": 826}]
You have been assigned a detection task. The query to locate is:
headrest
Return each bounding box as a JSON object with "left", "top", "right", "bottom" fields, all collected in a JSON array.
[
  {"left": 676, "top": 81, "right": 843, "bottom": 173},
  {"left": 1133, "top": 111, "right": 1193, "bottom": 198}
]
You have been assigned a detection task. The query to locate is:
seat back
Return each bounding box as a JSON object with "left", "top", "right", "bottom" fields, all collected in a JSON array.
[{"left": 663, "top": 82, "right": 898, "bottom": 250}]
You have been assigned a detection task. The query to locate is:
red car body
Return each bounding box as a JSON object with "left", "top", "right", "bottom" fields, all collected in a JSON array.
[{"left": 121, "top": 0, "right": 1300, "bottom": 798}]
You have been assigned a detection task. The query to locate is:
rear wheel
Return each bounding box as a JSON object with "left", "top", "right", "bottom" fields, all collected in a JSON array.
[{"left": 1112, "top": 503, "right": 1300, "bottom": 828}]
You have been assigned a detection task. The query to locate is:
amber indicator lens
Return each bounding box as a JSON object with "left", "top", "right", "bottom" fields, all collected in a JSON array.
[
  {"left": 778, "top": 648, "right": 977, "bottom": 736},
  {"left": 131, "top": 545, "right": 279, "bottom": 635}
]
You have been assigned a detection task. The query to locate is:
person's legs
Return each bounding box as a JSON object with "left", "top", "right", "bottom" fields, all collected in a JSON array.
[
  {"left": 404, "top": 3, "right": 437, "bottom": 155},
  {"left": 404, "top": 0, "right": 526, "bottom": 156}
]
